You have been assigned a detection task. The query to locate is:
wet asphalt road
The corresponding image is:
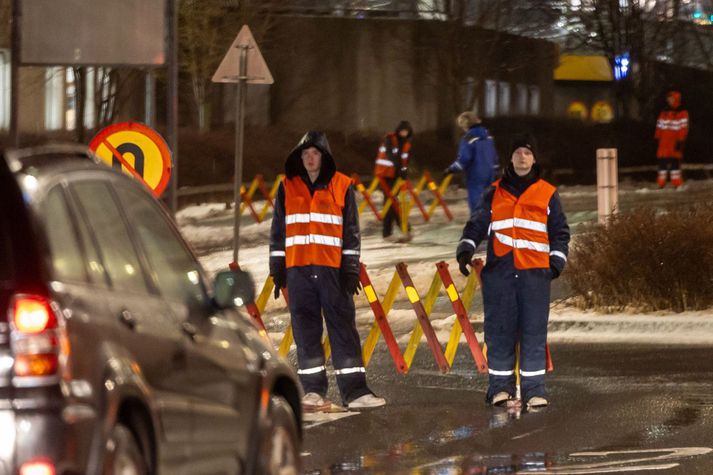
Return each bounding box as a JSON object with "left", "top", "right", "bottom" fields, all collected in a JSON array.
[{"left": 302, "top": 343, "right": 713, "bottom": 474}]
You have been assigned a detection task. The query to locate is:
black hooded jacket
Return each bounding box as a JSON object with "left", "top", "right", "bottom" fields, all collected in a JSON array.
[
  {"left": 269, "top": 131, "right": 361, "bottom": 276},
  {"left": 458, "top": 162, "right": 570, "bottom": 276}
]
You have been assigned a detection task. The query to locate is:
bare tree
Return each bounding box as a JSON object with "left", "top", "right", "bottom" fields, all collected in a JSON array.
[
  {"left": 179, "top": 0, "right": 283, "bottom": 132},
  {"left": 414, "top": 0, "right": 556, "bottom": 128},
  {"left": 555, "top": 0, "right": 713, "bottom": 119},
  {"left": 0, "top": 0, "right": 9, "bottom": 48}
]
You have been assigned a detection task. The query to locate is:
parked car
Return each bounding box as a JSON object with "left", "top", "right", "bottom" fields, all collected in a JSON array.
[{"left": 0, "top": 144, "right": 302, "bottom": 475}]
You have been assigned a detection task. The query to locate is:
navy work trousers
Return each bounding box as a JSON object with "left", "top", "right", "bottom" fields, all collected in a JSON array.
[
  {"left": 482, "top": 266, "right": 551, "bottom": 402},
  {"left": 381, "top": 177, "right": 403, "bottom": 237},
  {"left": 287, "top": 265, "right": 371, "bottom": 404}
]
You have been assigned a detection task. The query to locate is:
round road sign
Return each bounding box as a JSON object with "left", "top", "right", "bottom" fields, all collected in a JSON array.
[{"left": 89, "top": 122, "right": 172, "bottom": 197}]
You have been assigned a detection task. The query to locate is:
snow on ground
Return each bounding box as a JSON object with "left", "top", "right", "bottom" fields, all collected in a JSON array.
[{"left": 177, "top": 180, "right": 713, "bottom": 349}]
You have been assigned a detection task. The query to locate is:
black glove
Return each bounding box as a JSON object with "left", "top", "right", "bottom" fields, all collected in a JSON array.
[
  {"left": 550, "top": 265, "right": 560, "bottom": 280},
  {"left": 674, "top": 140, "right": 684, "bottom": 153},
  {"left": 398, "top": 167, "right": 408, "bottom": 180},
  {"left": 456, "top": 249, "right": 474, "bottom": 277},
  {"left": 443, "top": 167, "right": 454, "bottom": 177},
  {"left": 272, "top": 272, "right": 286, "bottom": 299},
  {"left": 340, "top": 272, "right": 361, "bottom": 296}
]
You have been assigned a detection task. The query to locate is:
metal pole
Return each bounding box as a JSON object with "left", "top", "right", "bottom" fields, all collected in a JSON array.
[
  {"left": 10, "top": 0, "right": 20, "bottom": 147},
  {"left": 596, "top": 148, "right": 618, "bottom": 225},
  {"left": 145, "top": 70, "right": 156, "bottom": 128},
  {"left": 166, "top": 0, "right": 179, "bottom": 216},
  {"left": 233, "top": 45, "right": 248, "bottom": 264}
]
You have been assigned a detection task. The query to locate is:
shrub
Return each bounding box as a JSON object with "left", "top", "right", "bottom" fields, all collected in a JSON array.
[{"left": 566, "top": 205, "right": 713, "bottom": 312}]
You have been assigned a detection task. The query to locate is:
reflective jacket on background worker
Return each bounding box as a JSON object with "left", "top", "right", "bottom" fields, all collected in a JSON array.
[
  {"left": 374, "top": 121, "right": 413, "bottom": 179},
  {"left": 445, "top": 124, "right": 499, "bottom": 212},
  {"left": 655, "top": 91, "right": 689, "bottom": 159}
]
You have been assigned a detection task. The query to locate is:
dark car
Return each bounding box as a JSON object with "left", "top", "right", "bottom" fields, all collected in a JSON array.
[{"left": 0, "top": 145, "right": 302, "bottom": 474}]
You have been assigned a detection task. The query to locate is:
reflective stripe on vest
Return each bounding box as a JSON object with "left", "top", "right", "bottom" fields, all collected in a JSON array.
[
  {"left": 283, "top": 172, "right": 352, "bottom": 269},
  {"left": 491, "top": 179, "right": 556, "bottom": 269}
]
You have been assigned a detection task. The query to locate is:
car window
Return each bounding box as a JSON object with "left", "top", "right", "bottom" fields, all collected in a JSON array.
[
  {"left": 42, "top": 187, "right": 87, "bottom": 283},
  {"left": 0, "top": 209, "right": 12, "bottom": 282},
  {"left": 114, "top": 182, "right": 207, "bottom": 311},
  {"left": 70, "top": 191, "right": 110, "bottom": 287},
  {"left": 72, "top": 181, "right": 148, "bottom": 294}
]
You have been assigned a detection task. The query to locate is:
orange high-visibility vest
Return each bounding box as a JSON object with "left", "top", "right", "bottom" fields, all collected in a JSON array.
[
  {"left": 655, "top": 109, "right": 689, "bottom": 159},
  {"left": 283, "top": 172, "right": 352, "bottom": 269},
  {"left": 490, "top": 178, "right": 556, "bottom": 270},
  {"left": 374, "top": 133, "right": 411, "bottom": 178}
]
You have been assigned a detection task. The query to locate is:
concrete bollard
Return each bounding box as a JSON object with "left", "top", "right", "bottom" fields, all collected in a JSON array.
[{"left": 596, "top": 148, "right": 618, "bottom": 224}]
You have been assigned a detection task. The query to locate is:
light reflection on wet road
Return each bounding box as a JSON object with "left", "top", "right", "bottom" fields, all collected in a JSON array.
[{"left": 302, "top": 344, "right": 713, "bottom": 474}]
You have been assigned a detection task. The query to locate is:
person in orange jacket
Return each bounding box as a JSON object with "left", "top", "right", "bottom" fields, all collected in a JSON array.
[
  {"left": 373, "top": 121, "right": 412, "bottom": 239},
  {"left": 456, "top": 134, "right": 570, "bottom": 409},
  {"left": 269, "top": 131, "right": 386, "bottom": 411},
  {"left": 655, "top": 90, "right": 689, "bottom": 188}
]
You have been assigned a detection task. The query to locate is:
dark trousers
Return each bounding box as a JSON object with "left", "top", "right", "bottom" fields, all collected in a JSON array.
[
  {"left": 657, "top": 158, "right": 683, "bottom": 187},
  {"left": 482, "top": 267, "right": 551, "bottom": 402},
  {"left": 381, "top": 177, "right": 403, "bottom": 237},
  {"left": 287, "top": 265, "right": 371, "bottom": 404}
]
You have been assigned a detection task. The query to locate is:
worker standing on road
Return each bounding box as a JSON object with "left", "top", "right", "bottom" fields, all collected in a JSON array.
[
  {"left": 270, "top": 131, "right": 386, "bottom": 412},
  {"left": 374, "top": 120, "right": 413, "bottom": 240},
  {"left": 655, "top": 90, "right": 689, "bottom": 188},
  {"left": 455, "top": 134, "right": 570, "bottom": 409},
  {"left": 444, "top": 112, "right": 499, "bottom": 213}
]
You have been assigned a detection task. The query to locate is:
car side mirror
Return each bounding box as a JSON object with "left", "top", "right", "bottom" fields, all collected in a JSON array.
[{"left": 213, "top": 269, "right": 255, "bottom": 309}]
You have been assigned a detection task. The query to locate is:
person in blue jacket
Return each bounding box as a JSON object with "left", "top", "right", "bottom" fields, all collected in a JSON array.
[
  {"left": 444, "top": 112, "right": 499, "bottom": 213},
  {"left": 455, "top": 134, "right": 570, "bottom": 409}
]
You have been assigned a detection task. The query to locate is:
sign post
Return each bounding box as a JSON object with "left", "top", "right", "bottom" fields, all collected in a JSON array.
[{"left": 213, "top": 25, "right": 274, "bottom": 264}]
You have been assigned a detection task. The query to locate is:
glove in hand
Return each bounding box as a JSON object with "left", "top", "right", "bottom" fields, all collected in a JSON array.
[
  {"left": 457, "top": 250, "right": 474, "bottom": 277},
  {"left": 272, "top": 272, "right": 286, "bottom": 299},
  {"left": 340, "top": 272, "right": 362, "bottom": 296}
]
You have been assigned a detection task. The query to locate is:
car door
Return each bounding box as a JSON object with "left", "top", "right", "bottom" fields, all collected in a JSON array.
[
  {"left": 35, "top": 183, "right": 116, "bottom": 387},
  {"left": 113, "top": 180, "right": 261, "bottom": 472},
  {"left": 69, "top": 178, "right": 194, "bottom": 469}
]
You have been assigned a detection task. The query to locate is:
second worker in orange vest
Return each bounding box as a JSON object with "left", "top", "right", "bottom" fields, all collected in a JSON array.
[
  {"left": 455, "top": 134, "right": 570, "bottom": 410},
  {"left": 374, "top": 121, "right": 413, "bottom": 239},
  {"left": 270, "top": 131, "right": 386, "bottom": 411}
]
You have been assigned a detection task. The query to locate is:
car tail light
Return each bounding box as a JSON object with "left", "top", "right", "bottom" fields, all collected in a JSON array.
[
  {"left": 14, "top": 354, "right": 59, "bottom": 377},
  {"left": 13, "top": 296, "right": 55, "bottom": 334},
  {"left": 20, "top": 459, "right": 56, "bottom": 475},
  {"left": 9, "top": 294, "right": 65, "bottom": 383}
]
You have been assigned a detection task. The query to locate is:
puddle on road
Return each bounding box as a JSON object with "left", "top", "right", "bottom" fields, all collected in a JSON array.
[
  {"left": 413, "top": 447, "right": 713, "bottom": 474},
  {"left": 301, "top": 448, "right": 711, "bottom": 474}
]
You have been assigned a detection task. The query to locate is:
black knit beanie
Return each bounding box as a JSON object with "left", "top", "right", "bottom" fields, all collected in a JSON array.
[{"left": 509, "top": 133, "right": 537, "bottom": 160}]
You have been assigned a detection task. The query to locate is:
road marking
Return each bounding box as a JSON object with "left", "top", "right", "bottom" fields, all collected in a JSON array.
[
  {"left": 413, "top": 447, "right": 712, "bottom": 473},
  {"left": 549, "top": 447, "right": 712, "bottom": 473},
  {"left": 303, "top": 411, "right": 358, "bottom": 429},
  {"left": 511, "top": 427, "right": 545, "bottom": 440}
]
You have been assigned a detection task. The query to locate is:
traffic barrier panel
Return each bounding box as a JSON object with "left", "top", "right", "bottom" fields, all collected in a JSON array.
[
  {"left": 360, "top": 260, "right": 488, "bottom": 374},
  {"left": 238, "top": 174, "right": 284, "bottom": 224},
  {"left": 355, "top": 172, "right": 454, "bottom": 224},
  {"left": 239, "top": 258, "right": 552, "bottom": 379},
  {"left": 352, "top": 174, "right": 383, "bottom": 221}
]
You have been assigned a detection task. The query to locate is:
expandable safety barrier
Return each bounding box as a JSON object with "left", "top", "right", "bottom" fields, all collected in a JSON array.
[
  {"left": 233, "top": 258, "right": 554, "bottom": 377},
  {"left": 227, "top": 171, "right": 454, "bottom": 225},
  {"left": 352, "top": 172, "right": 453, "bottom": 224},
  {"left": 241, "top": 258, "right": 544, "bottom": 376},
  {"left": 237, "top": 174, "right": 284, "bottom": 223}
]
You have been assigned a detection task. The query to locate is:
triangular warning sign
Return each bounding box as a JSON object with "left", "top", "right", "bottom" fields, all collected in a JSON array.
[{"left": 212, "top": 25, "right": 274, "bottom": 84}]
